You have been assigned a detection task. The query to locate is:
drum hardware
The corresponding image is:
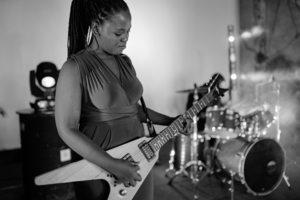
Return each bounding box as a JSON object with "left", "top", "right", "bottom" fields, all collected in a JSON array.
[
  {"left": 255, "top": 76, "right": 293, "bottom": 188},
  {"left": 228, "top": 171, "right": 235, "bottom": 200},
  {"left": 166, "top": 84, "right": 213, "bottom": 199},
  {"left": 165, "top": 117, "right": 212, "bottom": 200},
  {"left": 176, "top": 85, "right": 208, "bottom": 94}
]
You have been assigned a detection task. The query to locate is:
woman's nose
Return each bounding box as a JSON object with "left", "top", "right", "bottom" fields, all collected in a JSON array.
[{"left": 121, "top": 33, "right": 129, "bottom": 42}]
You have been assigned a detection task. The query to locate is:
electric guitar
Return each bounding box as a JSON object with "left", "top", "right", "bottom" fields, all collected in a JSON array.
[{"left": 35, "top": 73, "right": 227, "bottom": 200}]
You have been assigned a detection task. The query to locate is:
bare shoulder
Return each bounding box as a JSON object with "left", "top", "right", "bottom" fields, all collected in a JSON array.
[
  {"left": 58, "top": 58, "right": 79, "bottom": 82},
  {"left": 60, "top": 58, "right": 78, "bottom": 75}
]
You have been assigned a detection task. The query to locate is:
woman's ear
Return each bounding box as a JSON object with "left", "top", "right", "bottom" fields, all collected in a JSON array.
[{"left": 91, "top": 21, "right": 101, "bottom": 36}]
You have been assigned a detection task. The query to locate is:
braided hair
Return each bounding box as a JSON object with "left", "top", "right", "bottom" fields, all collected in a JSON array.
[{"left": 67, "top": 0, "right": 129, "bottom": 57}]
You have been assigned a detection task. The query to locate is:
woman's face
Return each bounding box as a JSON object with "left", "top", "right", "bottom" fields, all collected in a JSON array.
[{"left": 97, "top": 10, "right": 132, "bottom": 55}]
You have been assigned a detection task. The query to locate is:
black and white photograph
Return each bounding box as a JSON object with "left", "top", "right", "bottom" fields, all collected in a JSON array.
[{"left": 0, "top": 0, "right": 300, "bottom": 200}]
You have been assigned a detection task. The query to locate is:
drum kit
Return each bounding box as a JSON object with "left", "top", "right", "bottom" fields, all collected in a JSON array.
[{"left": 166, "top": 80, "right": 289, "bottom": 200}]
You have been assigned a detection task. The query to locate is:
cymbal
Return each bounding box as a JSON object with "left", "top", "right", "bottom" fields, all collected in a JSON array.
[{"left": 176, "top": 87, "right": 208, "bottom": 94}]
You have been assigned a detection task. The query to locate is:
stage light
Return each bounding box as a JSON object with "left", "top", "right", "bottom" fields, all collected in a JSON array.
[
  {"left": 41, "top": 77, "right": 56, "bottom": 88},
  {"left": 30, "top": 62, "right": 59, "bottom": 112},
  {"left": 230, "top": 52, "right": 236, "bottom": 62},
  {"left": 228, "top": 36, "right": 235, "bottom": 42},
  {"left": 231, "top": 74, "right": 237, "bottom": 80}
]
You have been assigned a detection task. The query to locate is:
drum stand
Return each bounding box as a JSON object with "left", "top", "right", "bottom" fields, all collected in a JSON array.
[
  {"left": 228, "top": 172, "right": 235, "bottom": 200},
  {"left": 166, "top": 85, "right": 212, "bottom": 199},
  {"left": 166, "top": 116, "right": 212, "bottom": 199}
]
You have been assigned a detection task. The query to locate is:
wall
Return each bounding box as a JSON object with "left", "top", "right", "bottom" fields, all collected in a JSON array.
[
  {"left": 0, "top": 0, "right": 239, "bottom": 150},
  {"left": 0, "top": 0, "right": 72, "bottom": 150}
]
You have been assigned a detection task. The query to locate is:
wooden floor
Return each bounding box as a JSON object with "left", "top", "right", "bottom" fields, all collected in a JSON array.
[{"left": 1, "top": 134, "right": 300, "bottom": 200}]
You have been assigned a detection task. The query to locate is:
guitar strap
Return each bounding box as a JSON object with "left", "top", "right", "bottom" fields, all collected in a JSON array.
[{"left": 140, "top": 96, "right": 157, "bottom": 137}]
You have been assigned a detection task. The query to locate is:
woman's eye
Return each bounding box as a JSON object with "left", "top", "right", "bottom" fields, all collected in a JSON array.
[{"left": 115, "top": 33, "right": 122, "bottom": 36}]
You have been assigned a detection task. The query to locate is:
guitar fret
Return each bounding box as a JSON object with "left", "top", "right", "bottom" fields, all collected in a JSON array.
[
  {"left": 204, "top": 95, "right": 210, "bottom": 104},
  {"left": 199, "top": 100, "right": 206, "bottom": 108},
  {"left": 156, "top": 137, "right": 163, "bottom": 148},
  {"left": 158, "top": 134, "right": 166, "bottom": 145},
  {"left": 163, "top": 130, "right": 172, "bottom": 139},
  {"left": 150, "top": 140, "right": 158, "bottom": 151},
  {"left": 178, "top": 116, "right": 185, "bottom": 126},
  {"left": 155, "top": 140, "right": 160, "bottom": 150},
  {"left": 192, "top": 107, "right": 198, "bottom": 114},
  {"left": 193, "top": 105, "right": 199, "bottom": 113},
  {"left": 195, "top": 102, "right": 202, "bottom": 111},
  {"left": 170, "top": 124, "right": 179, "bottom": 134},
  {"left": 187, "top": 110, "right": 194, "bottom": 118},
  {"left": 176, "top": 120, "right": 183, "bottom": 129},
  {"left": 166, "top": 127, "right": 175, "bottom": 137},
  {"left": 160, "top": 134, "right": 167, "bottom": 144},
  {"left": 189, "top": 108, "right": 196, "bottom": 116},
  {"left": 173, "top": 121, "right": 182, "bottom": 132}
]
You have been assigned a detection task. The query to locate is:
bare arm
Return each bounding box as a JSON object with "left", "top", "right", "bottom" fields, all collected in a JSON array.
[
  {"left": 137, "top": 105, "right": 175, "bottom": 126},
  {"left": 137, "top": 104, "right": 192, "bottom": 135},
  {"left": 55, "top": 59, "right": 141, "bottom": 186}
]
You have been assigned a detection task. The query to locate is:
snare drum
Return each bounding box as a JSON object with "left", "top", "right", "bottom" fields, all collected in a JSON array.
[
  {"left": 205, "top": 106, "right": 239, "bottom": 139},
  {"left": 213, "top": 137, "right": 285, "bottom": 196}
]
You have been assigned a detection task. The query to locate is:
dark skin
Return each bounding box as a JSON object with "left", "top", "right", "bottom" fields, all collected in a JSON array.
[{"left": 55, "top": 10, "right": 191, "bottom": 188}]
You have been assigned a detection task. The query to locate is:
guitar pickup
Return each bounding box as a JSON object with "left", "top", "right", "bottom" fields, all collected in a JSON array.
[{"left": 138, "top": 140, "right": 155, "bottom": 162}]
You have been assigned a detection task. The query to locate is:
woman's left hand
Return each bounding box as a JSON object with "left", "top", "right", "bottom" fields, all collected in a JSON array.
[{"left": 177, "top": 115, "right": 193, "bottom": 136}]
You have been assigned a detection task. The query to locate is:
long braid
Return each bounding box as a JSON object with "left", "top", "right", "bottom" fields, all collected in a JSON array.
[{"left": 67, "top": 0, "right": 129, "bottom": 57}]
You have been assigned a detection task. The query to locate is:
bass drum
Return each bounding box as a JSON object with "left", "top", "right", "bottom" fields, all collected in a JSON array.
[{"left": 214, "top": 137, "right": 285, "bottom": 196}]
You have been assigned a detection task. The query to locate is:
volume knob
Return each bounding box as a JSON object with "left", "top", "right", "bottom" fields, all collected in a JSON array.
[{"left": 119, "top": 189, "right": 127, "bottom": 196}]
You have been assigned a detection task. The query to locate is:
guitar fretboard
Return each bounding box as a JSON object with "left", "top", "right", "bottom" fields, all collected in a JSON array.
[{"left": 147, "top": 92, "right": 214, "bottom": 153}]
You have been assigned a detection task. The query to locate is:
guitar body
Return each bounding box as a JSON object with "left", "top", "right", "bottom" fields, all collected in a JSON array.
[{"left": 35, "top": 137, "right": 158, "bottom": 200}]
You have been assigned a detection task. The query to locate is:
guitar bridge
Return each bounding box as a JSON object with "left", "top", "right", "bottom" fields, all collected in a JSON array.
[{"left": 138, "top": 140, "right": 155, "bottom": 162}]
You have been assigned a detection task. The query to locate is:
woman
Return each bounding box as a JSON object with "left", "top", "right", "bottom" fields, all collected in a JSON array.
[{"left": 55, "top": 0, "right": 191, "bottom": 199}]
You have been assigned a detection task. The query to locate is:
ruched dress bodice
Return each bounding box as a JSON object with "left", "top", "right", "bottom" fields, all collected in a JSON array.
[{"left": 70, "top": 49, "right": 144, "bottom": 150}]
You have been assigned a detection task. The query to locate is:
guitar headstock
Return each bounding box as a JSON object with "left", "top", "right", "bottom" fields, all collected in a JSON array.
[{"left": 206, "top": 73, "right": 228, "bottom": 100}]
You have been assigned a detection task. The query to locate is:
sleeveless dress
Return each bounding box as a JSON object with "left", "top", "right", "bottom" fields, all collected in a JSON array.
[{"left": 70, "top": 48, "right": 153, "bottom": 200}]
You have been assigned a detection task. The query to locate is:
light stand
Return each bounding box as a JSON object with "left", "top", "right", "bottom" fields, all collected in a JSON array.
[{"left": 228, "top": 25, "right": 237, "bottom": 103}]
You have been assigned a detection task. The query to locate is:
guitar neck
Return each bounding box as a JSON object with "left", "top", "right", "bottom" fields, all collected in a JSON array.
[{"left": 147, "top": 92, "right": 214, "bottom": 153}]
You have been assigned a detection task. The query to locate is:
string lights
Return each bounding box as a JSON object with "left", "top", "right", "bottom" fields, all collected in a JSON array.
[{"left": 228, "top": 25, "right": 237, "bottom": 101}]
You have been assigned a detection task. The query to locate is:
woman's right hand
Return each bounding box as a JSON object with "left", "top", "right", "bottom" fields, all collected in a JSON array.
[{"left": 110, "top": 159, "right": 142, "bottom": 187}]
